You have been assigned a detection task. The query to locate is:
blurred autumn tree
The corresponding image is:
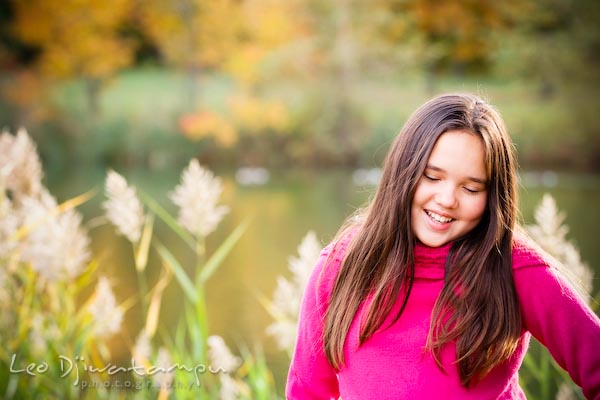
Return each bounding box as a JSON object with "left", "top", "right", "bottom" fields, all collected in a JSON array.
[
  {"left": 136, "top": 0, "right": 243, "bottom": 109},
  {"left": 320, "top": 0, "right": 367, "bottom": 164},
  {"left": 137, "top": 0, "right": 305, "bottom": 163},
  {"left": 0, "top": 2, "right": 19, "bottom": 68},
  {"left": 373, "top": 0, "right": 525, "bottom": 91},
  {"left": 11, "top": 0, "right": 135, "bottom": 116},
  {"left": 495, "top": 0, "right": 600, "bottom": 169},
  {"left": 270, "top": 0, "right": 525, "bottom": 164},
  {"left": 0, "top": 0, "right": 598, "bottom": 168},
  {"left": 498, "top": 0, "right": 600, "bottom": 97},
  {"left": 273, "top": 0, "right": 373, "bottom": 165}
]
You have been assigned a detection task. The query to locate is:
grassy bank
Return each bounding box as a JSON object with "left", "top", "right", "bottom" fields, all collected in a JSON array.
[{"left": 5, "top": 67, "right": 599, "bottom": 171}]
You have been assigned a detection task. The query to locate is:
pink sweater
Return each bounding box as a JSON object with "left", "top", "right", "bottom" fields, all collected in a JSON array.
[{"left": 286, "top": 233, "right": 600, "bottom": 399}]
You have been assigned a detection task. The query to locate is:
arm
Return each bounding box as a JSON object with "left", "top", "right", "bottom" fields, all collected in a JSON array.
[
  {"left": 513, "top": 261, "right": 600, "bottom": 400},
  {"left": 286, "top": 243, "right": 343, "bottom": 399}
]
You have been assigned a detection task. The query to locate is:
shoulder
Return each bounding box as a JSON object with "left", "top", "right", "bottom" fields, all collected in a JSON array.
[
  {"left": 324, "top": 226, "right": 359, "bottom": 264},
  {"left": 316, "top": 226, "right": 359, "bottom": 284},
  {"left": 511, "top": 232, "right": 551, "bottom": 271},
  {"left": 304, "top": 226, "right": 361, "bottom": 315},
  {"left": 511, "top": 232, "right": 589, "bottom": 303}
]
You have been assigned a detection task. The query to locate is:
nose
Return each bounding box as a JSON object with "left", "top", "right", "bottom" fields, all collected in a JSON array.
[{"left": 434, "top": 183, "right": 458, "bottom": 209}]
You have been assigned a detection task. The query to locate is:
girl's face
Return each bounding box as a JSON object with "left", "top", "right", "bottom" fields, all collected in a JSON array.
[{"left": 411, "top": 130, "right": 488, "bottom": 247}]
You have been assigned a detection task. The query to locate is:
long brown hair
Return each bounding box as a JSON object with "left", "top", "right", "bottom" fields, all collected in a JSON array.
[{"left": 323, "top": 93, "right": 521, "bottom": 386}]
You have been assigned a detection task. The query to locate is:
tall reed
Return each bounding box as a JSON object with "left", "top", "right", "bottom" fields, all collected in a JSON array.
[{"left": 0, "top": 129, "right": 278, "bottom": 399}]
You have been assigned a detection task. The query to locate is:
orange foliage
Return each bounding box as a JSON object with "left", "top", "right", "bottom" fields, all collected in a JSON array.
[
  {"left": 178, "top": 111, "right": 237, "bottom": 147},
  {"left": 178, "top": 94, "right": 290, "bottom": 148},
  {"left": 228, "top": 95, "right": 290, "bottom": 135},
  {"left": 1, "top": 70, "right": 52, "bottom": 123},
  {"left": 12, "top": 0, "right": 135, "bottom": 80},
  {"left": 408, "top": 0, "right": 505, "bottom": 63},
  {"left": 377, "top": 0, "right": 522, "bottom": 67}
]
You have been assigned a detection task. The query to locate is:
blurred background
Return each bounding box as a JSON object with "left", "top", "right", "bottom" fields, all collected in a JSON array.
[{"left": 1, "top": 0, "right": 599, "bottom": 394}]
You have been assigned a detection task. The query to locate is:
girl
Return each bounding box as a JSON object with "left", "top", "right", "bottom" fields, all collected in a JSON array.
[{"left": 286, "top": 93, "right": 600, "bottom": 399}]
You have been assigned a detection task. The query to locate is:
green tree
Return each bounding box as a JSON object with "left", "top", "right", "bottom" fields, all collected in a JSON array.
[{"left": 499, "top": 0, "right": 600, "bottom": 168}]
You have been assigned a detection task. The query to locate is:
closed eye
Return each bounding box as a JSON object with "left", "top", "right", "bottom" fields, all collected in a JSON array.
[
  {"left": 424, "top": 174, "right": 440, "bottom": 181},
  {"left": 463, "top": 186, "right": 483, "bottom": 194}
]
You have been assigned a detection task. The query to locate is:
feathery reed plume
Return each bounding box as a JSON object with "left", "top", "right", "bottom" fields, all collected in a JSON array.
[
  {"left": 29, "top": 313, "right": 48, "bottom": 356},
  {"left": 103, "top": 170, "right": 145, "bottom": 243},
  {"left": 555, "top": 383, "right": 577, "bottom": 400},
  {"left": 206, "top": 336, "right": 246, "bottom": 399},
  {"left": 132, "top": 329, "right": 152, "bottom": 367},
  {"left": 153, "top": 347, "right": 174, "bottom": 397},
  {"left": 289, "top": 230, "right": 321, "bottom": 291},
  {"left": 0, "top": 192, "right": 19, "bottom": 256},
  {"left": 19, "top": 190, "right": 90, "bottom": 281},
  {"left": 0, "top": 128, "right": 43, "bottom": 199},
  {"left": 219, "top": 373, "right": 241, "bottom": 400},
  {"left": 87, "top": 277, "right": 123, "bottom": 337},
  {"left": 28, "top": 313, "right": 60, "bottom": 356},
  {"left": 207, "top": 335, "right": 241, "bottom": 373},
  {"left": 169, "top": 159, "right": 229, "bottom": 238},
  {"left": 0, "top": 265, "right": 16, "bottom": 348},
  {"left": 526, "top": 194, "right": 594, "bottom": 302},
  {"left": 527, "top": 194, "right": 570, "bottom": 256},
  {"left": 266, "top": 231, "right": 322, "bottom": 353},
  {"left": 0, "top": 267, "right": 9, "bottom": 306},
  {"left": 520, "top": 194, "right": 591, "bottom": 400}
]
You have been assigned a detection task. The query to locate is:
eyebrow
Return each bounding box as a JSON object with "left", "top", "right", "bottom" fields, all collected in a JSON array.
[{"left": 425, "top": 165, "right": 488, "bottom": 185}]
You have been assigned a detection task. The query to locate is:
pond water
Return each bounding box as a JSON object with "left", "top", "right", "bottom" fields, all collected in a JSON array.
[{"left": 46, "top": 166, "right": 600, "bottom": 392}]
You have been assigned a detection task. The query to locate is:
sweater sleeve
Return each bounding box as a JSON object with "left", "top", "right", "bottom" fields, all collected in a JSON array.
[
  {"left": 286, "top": 235, "right": 352, "bottom": 400},
  {"left": 512, "top": 245, "right": 600, "bottom": 400}
]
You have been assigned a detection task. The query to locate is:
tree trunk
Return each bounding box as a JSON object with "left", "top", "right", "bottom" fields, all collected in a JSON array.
[{"left": 85, "top": 77, "right": 102, "bottom": 118}]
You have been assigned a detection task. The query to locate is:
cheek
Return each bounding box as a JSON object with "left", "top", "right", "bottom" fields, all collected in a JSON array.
[
  {"left": 411, "top": 182, "right": 429, "bottom": 206},
  {"left": 465, "top": 196, "right": 488, "bottom": 222}
]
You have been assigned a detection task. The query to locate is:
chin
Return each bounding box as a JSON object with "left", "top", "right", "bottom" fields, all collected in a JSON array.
[{"left": 418, "top": 236, "right": 451, "bottom": 248}]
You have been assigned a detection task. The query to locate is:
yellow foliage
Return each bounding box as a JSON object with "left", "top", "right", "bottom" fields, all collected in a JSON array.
[
  {"left": 140, "top": 0, "right": 244, "bottom": 69},
  {"left": 228, "top": 95, "right": 290, "bottom": 135},
  {"left": 178, "top": 111, "right": 237, "bottom": 147},
  {"left": 223, "top": 45, "right": 265, "bottom": 87},
  {"left": 12, "top": 0, "right": 134, "bottom": 80},
  {"left": 242, "top": 0, "right": 301, "bottom": 47},
  {"left": 141, "top": 0, "right": 307, "bottom": 87},
  {"left": 224, "top": 0, "right": 307, "bottom": 86}
]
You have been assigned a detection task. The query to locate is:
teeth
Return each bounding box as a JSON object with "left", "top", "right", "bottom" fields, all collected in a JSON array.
[{"left": 426, "top": 210, "right": 453, "bottom": 224}]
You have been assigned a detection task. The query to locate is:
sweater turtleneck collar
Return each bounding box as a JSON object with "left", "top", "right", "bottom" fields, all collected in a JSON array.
[{"left": 413, "top": 241, "right": 452, "bottom": 279}]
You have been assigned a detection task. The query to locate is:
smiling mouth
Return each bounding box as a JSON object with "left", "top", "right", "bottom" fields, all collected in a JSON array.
[{"left": 425, "top": 210, "right": 454, "bottom": 224}]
